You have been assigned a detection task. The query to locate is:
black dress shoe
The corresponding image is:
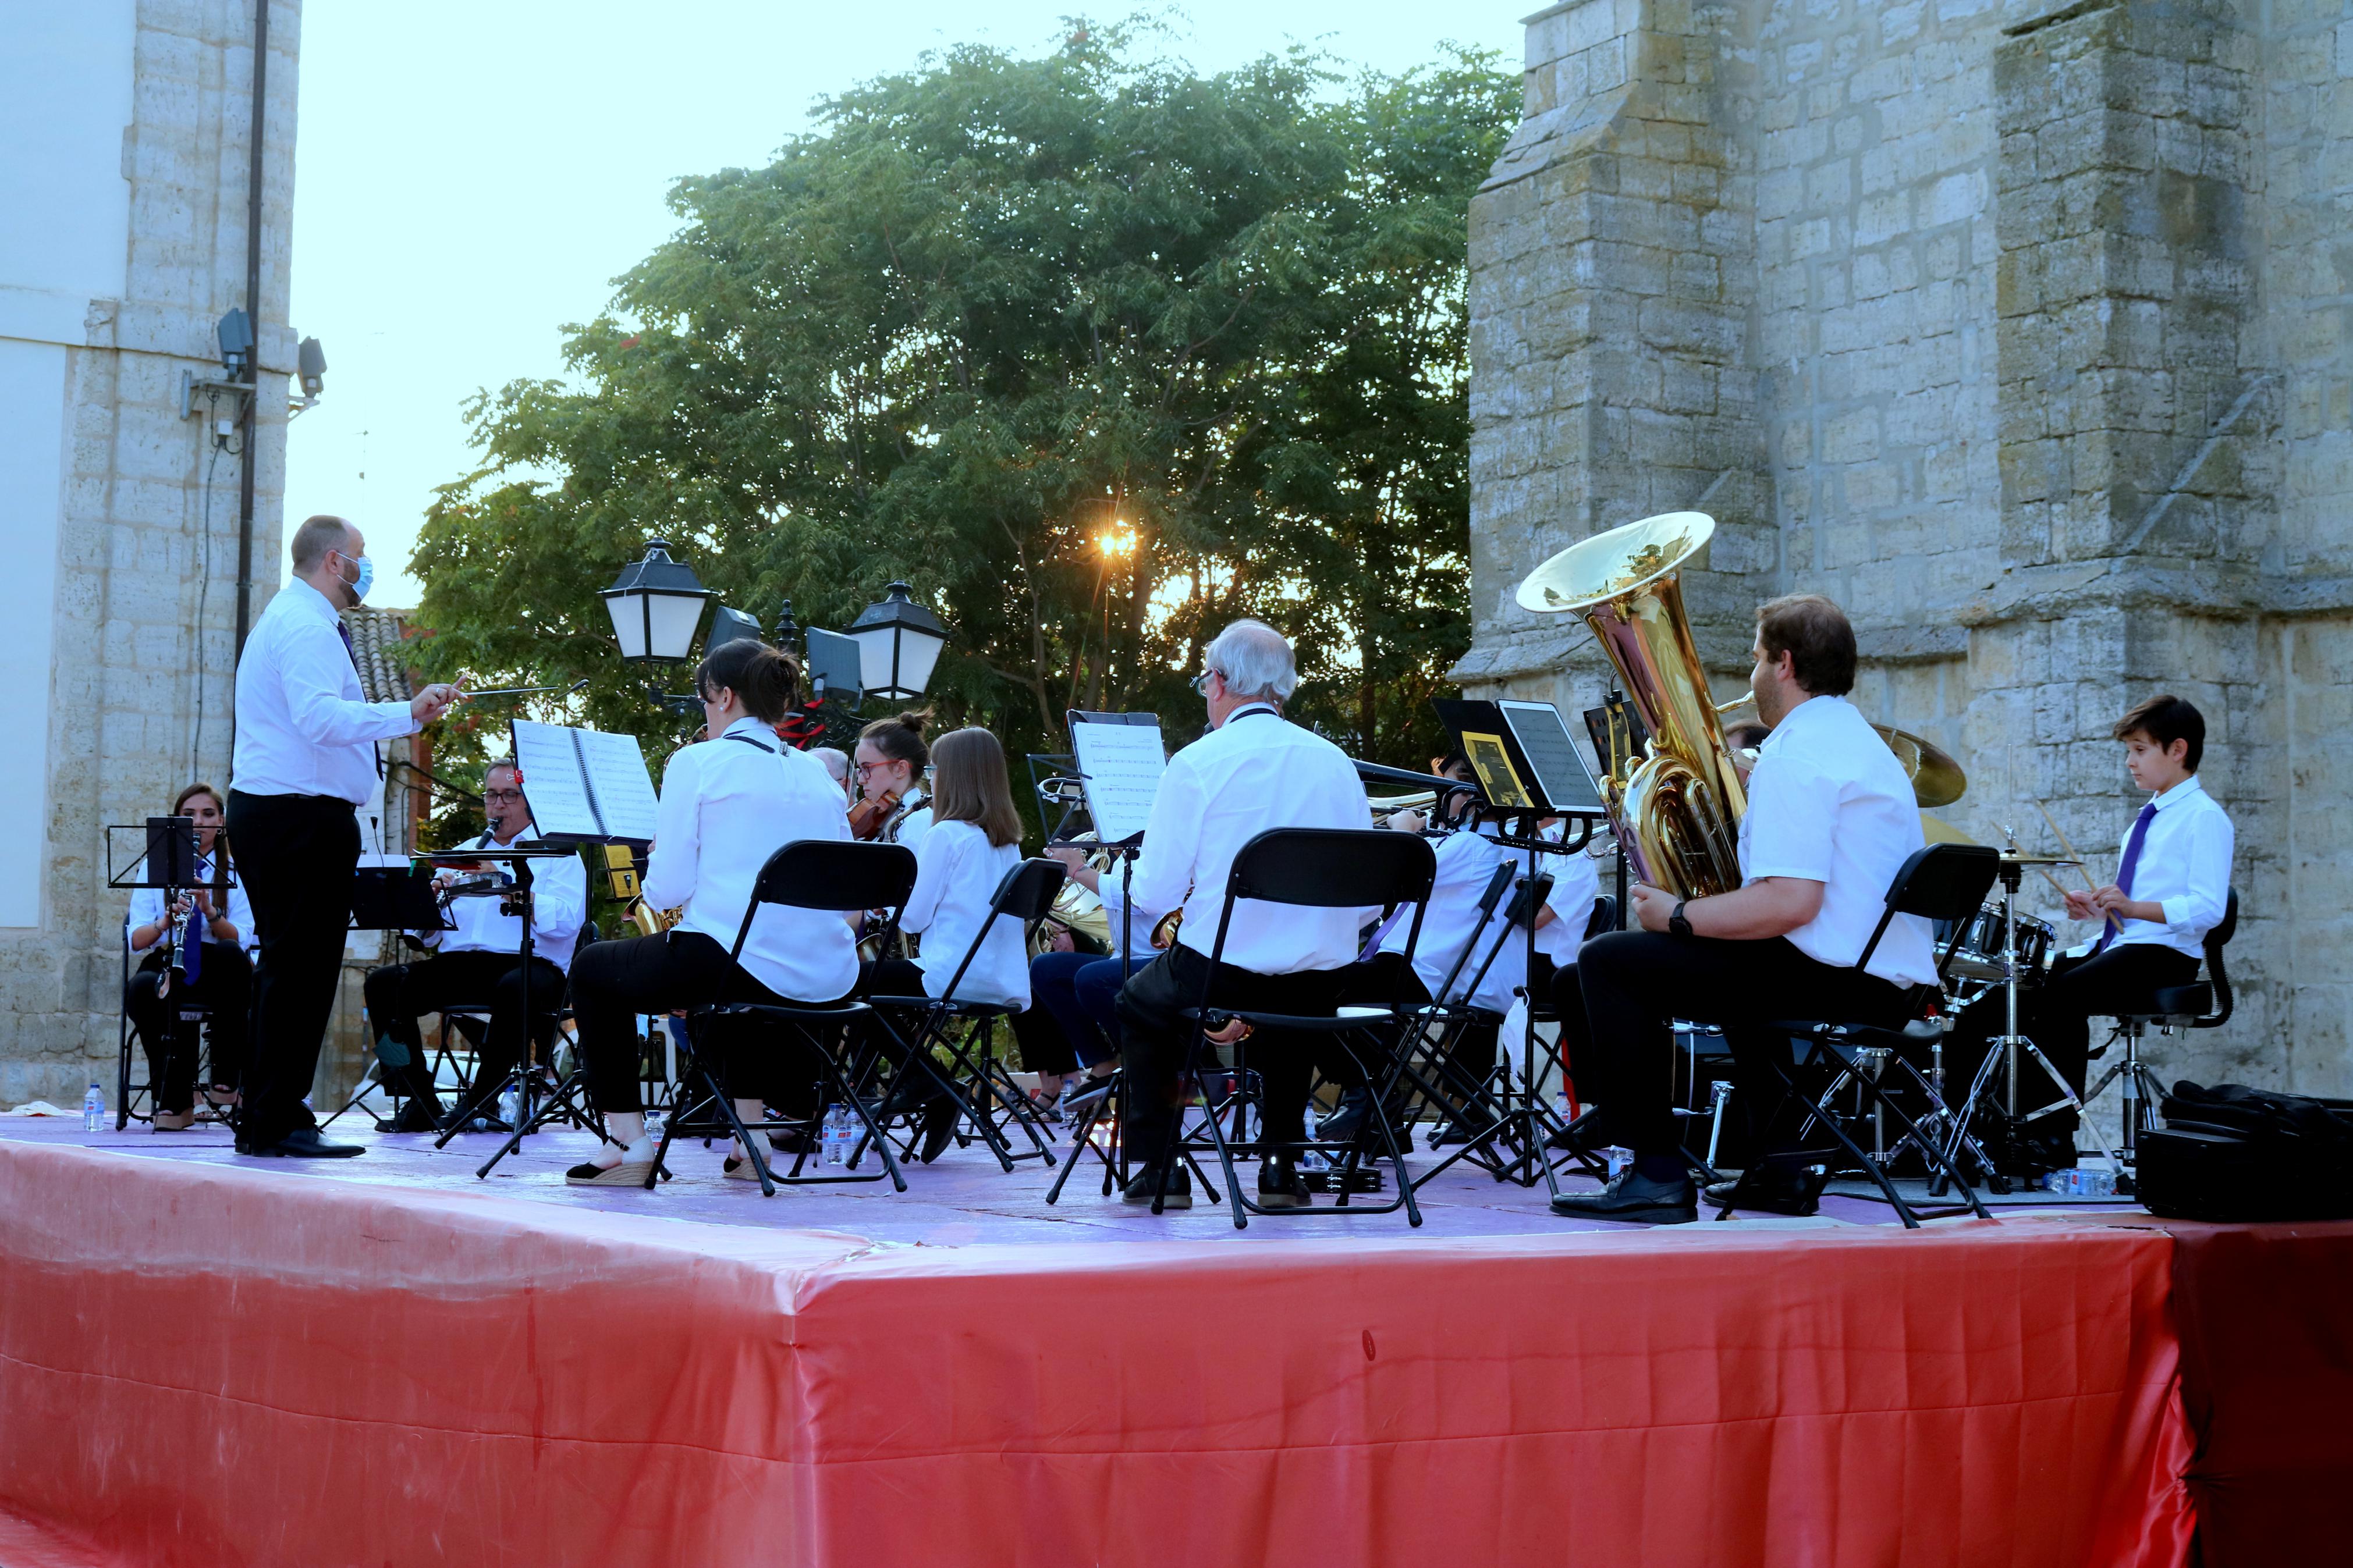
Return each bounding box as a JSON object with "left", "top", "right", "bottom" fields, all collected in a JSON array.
[
  {"left": 1314, "top": 1086, "right": 1372, "bottom": 1143},
  {"left": 1257, "top": 1154, "right": 1311, "bottom": 1209},
  {"left": 242, "top": 1126, "right": 365, "bottom": 1159},
  {"left": 1119, "top": 1165, "right": 1193, "bottom": 1210},
  {"left": 917, "top": 1093, "right": 960, "bottom": 1162},
  {"left": 375, "top": 1098, "right": 441, "bottom": 1134},
  {"left": 1702, "top": 1171, "right": 1821, "bottom": 1217},
  {"left": 1549, "top": 1168, "right": 1697, "bottom": 1224}
]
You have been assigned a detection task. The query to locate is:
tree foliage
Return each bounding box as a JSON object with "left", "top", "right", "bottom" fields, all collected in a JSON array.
[{"left": 410, "top": 27, "right": 1516, "bottom": 837}]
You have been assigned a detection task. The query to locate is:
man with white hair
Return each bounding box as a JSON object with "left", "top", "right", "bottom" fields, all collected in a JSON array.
[{"left": 1112, "top": 618, "right": 1371, "bottom": 1210}]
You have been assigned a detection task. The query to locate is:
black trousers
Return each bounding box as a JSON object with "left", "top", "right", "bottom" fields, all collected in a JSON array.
[
  {"left": 1947, "top": 942, "right": 2198, "bottom": 1138},
  {"left": 1113, "top": 945, "right": 1353, "bottom": 1164},
  {"left": 125, "top": 945, "right": 253, "bottom": 1113},
  {"left": 226, "top": 792, "right": 361, "bottom": 1144},
  {"left": 362, "top": 951, "right": 567, "bottom": 1110},
  {"left": 1561, "top": 930, "right": 1910, "bottom": 1160},
  {"left": 569, "top": 930, "right": 839, "bottom": 1118}
]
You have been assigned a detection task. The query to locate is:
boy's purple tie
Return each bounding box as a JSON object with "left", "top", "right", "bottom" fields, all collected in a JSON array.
[{"left": 2096, "top": 800, "right": 2159, "bottom": 953}]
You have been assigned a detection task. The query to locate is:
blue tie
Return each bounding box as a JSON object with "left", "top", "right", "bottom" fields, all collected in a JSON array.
[
  {"left": 336, "top": 618, "right": 358, "bottom": 666},
  {"left": 2096, "top": 801, "right": 2159, "bottom": 953}
]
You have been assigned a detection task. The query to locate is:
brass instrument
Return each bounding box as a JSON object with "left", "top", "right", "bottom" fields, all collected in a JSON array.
[
  {"left": 629, "top": 898, "right": 682, "bottom": 937},
  {"left": 1516, "top": 511, "right": 1747, "bottom": 897},
  {"left": 601, "top": 845, "right": 680, "bottom": 937}
]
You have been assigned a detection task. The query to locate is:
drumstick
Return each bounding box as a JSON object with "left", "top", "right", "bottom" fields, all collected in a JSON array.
[{"left": 2032, "top": 800, "right": 2121, "bottom": 935}]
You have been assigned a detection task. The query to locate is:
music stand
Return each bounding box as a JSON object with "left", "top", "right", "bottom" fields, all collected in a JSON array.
[
  {"left": 1424, "top": 699, "right": 1615, "bottom": 1194},
  {"left": 106, "top": 819, "right": 232, "bottom": 1129}
]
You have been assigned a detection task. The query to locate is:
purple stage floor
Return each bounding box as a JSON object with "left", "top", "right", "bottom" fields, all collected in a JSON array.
[{"left": 0, "top": 1107, "right": 2141, "bottom": 1243}]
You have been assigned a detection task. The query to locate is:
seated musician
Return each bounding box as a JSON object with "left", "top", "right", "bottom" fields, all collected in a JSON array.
[
  {"left": 853, "top": 710, "right": 934, "bottom": 848},
  {"left": 1113, "top": 618, "right": 1370, "bottom": 1211},
  {"left": 1321, "top": 756, "right": 1603, "bottom": 1147},
  {"left": 1947, "top": 694, "right": 2234, "bottom": 1168},
  {"left": 565, "top": 638, "right": 855, "bottom": 1185},
  {"left": 124, "top": 783, "right": 255, "bottom": 1130},
  {"left": 862, "top": 726, "right": 1030, "bottom": 1161},
  {"left": 1028, "top": 851, "right": 1176, "bottom": 1117},
  {"left": 361, "top": 758, "right": 586, "bottom": 1133},
  {"left": 1551, "top": 594, "right": 1938, "bottom": 1224}
]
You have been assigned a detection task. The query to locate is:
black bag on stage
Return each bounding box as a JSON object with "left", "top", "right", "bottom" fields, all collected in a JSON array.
[{"left": 2137, "top": 1080, "right": 2353, "bottom": 1222}]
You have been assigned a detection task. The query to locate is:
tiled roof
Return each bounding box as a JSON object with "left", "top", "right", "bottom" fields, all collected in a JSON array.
[{"left": 340, "top": 606, "right": 417, "bottom": 704}]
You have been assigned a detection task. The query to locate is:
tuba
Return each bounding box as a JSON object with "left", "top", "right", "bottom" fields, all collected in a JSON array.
[{"left": 1516, "top": 511, "right": 1747, "bottom": 898}]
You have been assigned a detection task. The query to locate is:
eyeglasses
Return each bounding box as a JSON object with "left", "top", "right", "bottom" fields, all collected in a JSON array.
[
  {"left": 1190, "top": 669, "right": 1223, "bottom": 695},
  {"left": 483, "top": 788, "right": 524, "bottom": 802}
]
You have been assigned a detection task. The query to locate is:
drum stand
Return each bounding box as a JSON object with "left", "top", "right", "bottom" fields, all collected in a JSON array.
[{"left": 1935, "top": 857, "right": 2119, "bottom": 1189}]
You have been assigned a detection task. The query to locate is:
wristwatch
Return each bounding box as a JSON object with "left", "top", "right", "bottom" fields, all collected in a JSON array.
[{"left": 1669, "top": 899, "right": 1694, "bottom": 938}]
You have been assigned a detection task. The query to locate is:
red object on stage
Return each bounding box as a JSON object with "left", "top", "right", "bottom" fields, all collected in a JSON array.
[{"left": 0, "top": 1143, "right": 2203, "bottom": 1566}]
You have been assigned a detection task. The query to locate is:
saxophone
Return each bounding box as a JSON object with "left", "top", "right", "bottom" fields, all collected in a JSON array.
[{"left": 601, "top": 844, "right": 680, "bottom": 936}]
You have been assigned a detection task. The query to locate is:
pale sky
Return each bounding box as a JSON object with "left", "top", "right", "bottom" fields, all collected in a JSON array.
[{"left": 284, "top": 2, "right": 1526, "bottom": 609}]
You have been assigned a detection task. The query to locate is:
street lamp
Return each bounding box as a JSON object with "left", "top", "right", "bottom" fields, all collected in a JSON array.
[
  {"left": 844, "top": 581, "right": 950, "bottom": 703},
  {"left": 599, "top": 539, "right": 715, "bottom": 663}
]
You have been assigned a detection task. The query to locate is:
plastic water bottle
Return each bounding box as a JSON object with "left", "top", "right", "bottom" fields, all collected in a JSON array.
[
  {"left": 498, "top": 1083, "right": 522, "bottom": 1129},
  {"left": 825, "top": 1104, "right": 846, "bottom": 1166},
  {"left": 82, "top": 1083, "right": 104, "bottom": 1133},
  {"left": 1604, "top": 1145, "right": 1633, "bottom": 1181},
  {"left": 643, "top": 1111, "right": 666, "bottom": 1146}
]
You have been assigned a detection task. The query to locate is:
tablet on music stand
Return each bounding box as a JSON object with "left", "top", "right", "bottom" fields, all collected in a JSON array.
[{"left": 1496, "top": 700, "right": 1607, "bottom": 816}]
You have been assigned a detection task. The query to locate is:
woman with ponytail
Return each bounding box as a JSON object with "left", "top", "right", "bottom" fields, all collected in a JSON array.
[{"left": 565, "top": 639, "right": 855, "bottom": 1186}]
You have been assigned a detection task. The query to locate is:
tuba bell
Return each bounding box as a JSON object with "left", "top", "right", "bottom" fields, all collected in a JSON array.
[{"left": 1516, "top": 511, "right": 1747, "bottom": 898}]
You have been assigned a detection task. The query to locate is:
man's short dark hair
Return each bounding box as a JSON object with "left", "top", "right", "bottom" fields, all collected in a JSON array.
[
  {"left": 2113, "top": 694, "right": 2205, "bottom": 771},
  {"left": 290, "top": 514, "right": 353, "bottom": 571},
  {"left": 1754, "top": 594, "right": 1857, "bottom": 696}
]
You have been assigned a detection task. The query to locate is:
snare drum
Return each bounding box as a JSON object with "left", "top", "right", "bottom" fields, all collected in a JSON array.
[{"left": 1948, "top": 903, "right": 2054, "bottom": 983}]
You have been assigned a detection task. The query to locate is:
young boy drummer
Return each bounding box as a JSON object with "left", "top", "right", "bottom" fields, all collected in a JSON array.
[{"left": 1950, "top": 694, "right": 2234, "bottom": 1164}]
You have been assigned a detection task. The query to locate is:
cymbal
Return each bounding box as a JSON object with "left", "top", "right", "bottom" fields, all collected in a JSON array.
[
  {"left": 1998, "top": 851, "right": 2082, "bottom": 867},
  {"left": 1919, "top": 812, "right": 1975, "bottom": 847},
  {"left": 1872, "top": 723, "right": 1967, "bottom": 809}
]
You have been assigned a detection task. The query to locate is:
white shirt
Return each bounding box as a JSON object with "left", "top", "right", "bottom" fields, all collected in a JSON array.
[
  {"left": 1521, "top": 822, "right": 1604, "bottom": 967},
  {"left": 902, "top": 820, "right": 1029, "bottom": 1007},
  {"left": 230, "top": 578, "right": 417, "bottom": 803},
  {"left": 1128, "top": 705, "right": 1372, "bottom": 975},
  {"left": 2099, "top": 775, "right": 2234, "bottom": 959},
  {"left": 1379, "top": 825, "right": 1524, "bottom": 1014},
  {"left": 1737, "top": 695, "right": 1936, "bottom": 987},
  {"left": 1094, "top": 863, "right": 1175, "bottom": 959},
  {"left": 644, "top": 718, "right": 858, "bottom": 1002},
  {"left": 126, "top": 852, "right": 258, "bottom": 957},
  {"left": 427, "top": 829, "right": 590, "bottom": 972},
  {"left": 890, "top": 799, "right": 934, "bottom": 855}
]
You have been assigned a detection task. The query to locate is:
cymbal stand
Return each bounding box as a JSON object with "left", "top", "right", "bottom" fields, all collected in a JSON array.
[{"left": 1935, "top": 856, "right": 2119, "bottom": 1187}]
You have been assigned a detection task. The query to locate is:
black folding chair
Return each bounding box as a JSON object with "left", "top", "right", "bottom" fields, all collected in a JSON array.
[
  {"left": 116, "top": 933, "right": 221, "bottom": 1129},
  {"left": 647, "top": 840, "right": 920, "bottom": 1196},
  {"left": 1743, "top": 842, "right": 2002, "bottom": 1227},
  {"left": 1152, "top": 827, "right": 1437, "bottom": 1229},
  {"left": 865, "top": 858, "right": 1069, "bottom": 1171}
]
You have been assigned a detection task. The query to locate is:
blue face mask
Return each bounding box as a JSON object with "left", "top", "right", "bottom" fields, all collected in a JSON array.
[{"left": 343, "top": 552, "right": 374, "bottom": 602}]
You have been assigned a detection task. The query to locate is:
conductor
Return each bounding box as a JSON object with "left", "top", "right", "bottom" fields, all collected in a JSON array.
[{"left": 226, "top": 515, "right": 460, "bottom": 1157}]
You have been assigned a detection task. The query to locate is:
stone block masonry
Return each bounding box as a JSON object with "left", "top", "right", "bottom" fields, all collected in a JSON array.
[{"left": 1463, "top": 0, "right": 2353, "bottom": 1100}]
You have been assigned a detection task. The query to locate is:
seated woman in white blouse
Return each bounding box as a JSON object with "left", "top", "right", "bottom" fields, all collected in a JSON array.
[
  {"left": 565, "top": 638, "right": 857, "bottom": 1186},
  {"left": 862, "top": 725, "right": 1030, "bottom": 1161}
]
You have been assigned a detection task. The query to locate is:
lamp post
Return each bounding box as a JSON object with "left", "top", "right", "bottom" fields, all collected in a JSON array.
[
  {"left": 844, "top": 582, "right": 950, "bottom": 704},
  {"left": 598, "top": 539, "right": 715, "bottom": 663}
]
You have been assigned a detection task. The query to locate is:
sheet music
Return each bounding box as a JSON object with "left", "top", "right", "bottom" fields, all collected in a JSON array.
[
  {"left": 577, "top": 727, "right": 660, "bottom": 842},
  {"left": 1069, "top": 718, "right": 1166, "bottom": 844},
  {"left": 1498, "top": 701, "right": 1606, "bottom": 814},
  {"left": 510, "top": 720, "right": 602, "bottom": 838}
]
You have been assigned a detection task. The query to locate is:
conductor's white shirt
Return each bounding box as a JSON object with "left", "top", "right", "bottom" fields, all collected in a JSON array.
[
  {"left": 230, "top": 578, "right": 417, "bottom": 803},
  {"left": 2102, "top": 775, "right": 2234, "bottom": 959},
  {"left": 126, "top": 852, "right": 258, "bottom": 957},
  {"left": 1128, "top": 705, "right": 1372, "bottom": 975},
  {"left": 902, "top": 820, "right": 1028, "bottom": 1008},
  {"left": 427, "top": 829, "right": 590, "bottom": 972},
  {"left": 1738, "top": 694, "right": 1936, "bottom": 988},
  {"left": 644, "top": 719, "right": 858, "bottom": 1002}
]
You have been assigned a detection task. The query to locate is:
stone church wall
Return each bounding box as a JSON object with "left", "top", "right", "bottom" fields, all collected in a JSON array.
[{"left": 1461, "top": 0, "right": 2353, "bottom": 1100}]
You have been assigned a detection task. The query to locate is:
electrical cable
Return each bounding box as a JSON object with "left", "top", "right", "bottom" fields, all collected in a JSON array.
[{"left": 189, "top": 435, "right": 227, "bottom": 778}]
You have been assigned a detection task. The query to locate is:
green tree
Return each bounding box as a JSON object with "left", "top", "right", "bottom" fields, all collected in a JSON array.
[{"left": 411, "top": 26, "right": 1515, "bottom": 838}]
